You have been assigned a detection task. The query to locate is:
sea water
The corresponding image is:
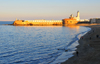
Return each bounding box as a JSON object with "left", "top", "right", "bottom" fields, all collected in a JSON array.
[{"left": 0, "top": 21, "right": 90, "bottom": 64}]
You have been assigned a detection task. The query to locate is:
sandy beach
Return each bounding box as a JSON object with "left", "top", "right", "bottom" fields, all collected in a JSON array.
[{"left": 62, "top": 24, "right": 100, "bottom": 64}]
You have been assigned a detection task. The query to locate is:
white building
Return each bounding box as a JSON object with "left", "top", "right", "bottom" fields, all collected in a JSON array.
[{"left": 69, "top": 11, "right": 80, "bottom": 21}]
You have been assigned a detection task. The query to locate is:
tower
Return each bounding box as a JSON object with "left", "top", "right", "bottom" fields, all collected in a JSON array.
[
  {"left": 69, "top": 14, "right": 73, "bottom": 19},
  {"left": 76, "top": 11, "right": 80, "bottom": 21},
  {"left": 77, "top": 11, "right": 79, "bottom": 17}
]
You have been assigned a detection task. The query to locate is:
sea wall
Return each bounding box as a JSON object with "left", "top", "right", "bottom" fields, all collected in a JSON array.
[{"left": 13, "top": 20, "right": 63, "bottom": 25}]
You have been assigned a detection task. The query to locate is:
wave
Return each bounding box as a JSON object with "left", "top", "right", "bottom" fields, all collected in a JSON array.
[{"left": 51, "top": 27, "right": 91, "bottom": 64}]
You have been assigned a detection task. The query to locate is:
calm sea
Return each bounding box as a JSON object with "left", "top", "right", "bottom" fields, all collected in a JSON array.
[{"left": 0, "top": 21, "right": 90, "bottom": 64}]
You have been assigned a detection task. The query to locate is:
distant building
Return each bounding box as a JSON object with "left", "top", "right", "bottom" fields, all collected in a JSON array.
[
  {"left": 79, "top": 19, "right": 89, "bottom": 22},
  {"left": 90, "top": 18, "right": 100, "bottom": 23}
]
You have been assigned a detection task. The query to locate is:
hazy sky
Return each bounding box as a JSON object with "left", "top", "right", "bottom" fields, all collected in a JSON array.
[{"left": 0, "top": 0, "right": 100, "bottom": 21}]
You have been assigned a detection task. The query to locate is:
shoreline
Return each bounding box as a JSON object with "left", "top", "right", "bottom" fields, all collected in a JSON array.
[{"left": 62, "top": 24, "right": 100, "bottom": 64}]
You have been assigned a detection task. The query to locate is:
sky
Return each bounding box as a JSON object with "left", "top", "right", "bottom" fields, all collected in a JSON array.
[{"left": 0, "top": 0, "right": 100, "bottom": 21}]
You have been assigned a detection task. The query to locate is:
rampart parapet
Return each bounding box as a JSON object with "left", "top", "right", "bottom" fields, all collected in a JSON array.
[{"left": 13, "top": 20, "right": 63, "bottom": 26}]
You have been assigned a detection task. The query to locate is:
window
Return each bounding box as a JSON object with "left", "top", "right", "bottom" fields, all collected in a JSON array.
[
  {"left": 22, "top": 20, "right": 24, "bottom": 22},
  {"left": 67, "top": 21, "right": 68, "bottom": 23}
]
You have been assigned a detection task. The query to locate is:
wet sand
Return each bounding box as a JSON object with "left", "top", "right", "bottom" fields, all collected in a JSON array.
[{"left": 62, "top": 24, "right": 100, "bottom": 64}]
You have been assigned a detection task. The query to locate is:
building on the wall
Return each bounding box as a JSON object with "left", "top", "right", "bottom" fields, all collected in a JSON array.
[
  {"left": 69, "top": 11, "right": 80, "bottom": 21},
  {"left": 90, "top": 18, "right": 100, "bottom": 23}
]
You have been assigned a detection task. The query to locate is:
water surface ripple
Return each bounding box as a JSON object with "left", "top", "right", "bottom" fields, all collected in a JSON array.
[{"left": 0, "top": 25, "right": 90, "bottom": 64}]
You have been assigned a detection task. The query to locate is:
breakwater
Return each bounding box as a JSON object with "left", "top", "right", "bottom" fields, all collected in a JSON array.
[{"left": 13, "top": 20, "right": 63, "bottom": 26}]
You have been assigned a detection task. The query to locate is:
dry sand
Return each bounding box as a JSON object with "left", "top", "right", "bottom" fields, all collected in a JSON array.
[{"left": 62, "top": 24, "right": 100, "bottom": 64}]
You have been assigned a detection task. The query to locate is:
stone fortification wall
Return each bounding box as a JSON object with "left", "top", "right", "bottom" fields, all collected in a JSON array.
[
  {"left": 62, "top": 18, "right": 78, "bottom": 25},
  {"left": 13, "top": 20, "right": 63, "bottom": 25}
]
